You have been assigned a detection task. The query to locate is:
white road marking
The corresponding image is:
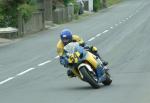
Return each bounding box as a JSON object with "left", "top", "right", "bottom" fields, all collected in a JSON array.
[
  {"left": 129, "top": 15, "right": 132, "bottom": 18},
  {"left": 96, "top": 33, "right": 102, "bottom": 37},
  {"left": 115, "top": 24, "right": 118, "bottom": 26},
  {"left": 136, "top": 10, "right": 139, "bottom": 13},
  {"left": 102, "top": 30, "right": 109, "bottom": 33},
  {"left": 0, "top": 77, "right": 14, "bottom": 85},
  {"left": 95, "top": 30, "right": 109, "bottom": 38},
  {"left": 123, "top": 19, "right": 126, "bottom": 22},
  {"left": 110, "top": 26, "right": 114, "bottom": 29},
  {"left": 131, "top": 14, "right": 134, "bottom": 16},
  {"left": 54, "top": 56, "right": 59, "bottom": 59},
  {"left": 38, "top": 60, "right": 52, "bottom": 66},
  {"left": 17, "top": 68, "right": 35, "bottom": 76},
  {"left": 0, "top": 14, "right": 136, "bottom": 86},
  {"left": 88, "top": 37, "right": 95, "bottom": 42}
]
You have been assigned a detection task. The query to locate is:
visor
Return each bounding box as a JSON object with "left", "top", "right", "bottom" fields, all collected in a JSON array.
[{"left": 63, "top": 38, "right": 69, "bottom": 43}]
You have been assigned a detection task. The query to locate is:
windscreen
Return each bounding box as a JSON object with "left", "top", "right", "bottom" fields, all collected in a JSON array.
[{"left": 64, "top": 42, "right": 80, "bottom": 56}]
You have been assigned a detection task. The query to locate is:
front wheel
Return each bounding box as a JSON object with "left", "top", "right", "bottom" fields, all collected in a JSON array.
[
  {"left": 79, "top": 67, "right": 100, "bottom": 89},
  {"left": 102, "top": 70, "right": 112, "bottom": 86}
]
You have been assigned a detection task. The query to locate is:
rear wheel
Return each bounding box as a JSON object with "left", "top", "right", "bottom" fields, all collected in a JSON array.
[{"left": 79, "top": 67, "right": 100, "bottom": 89}]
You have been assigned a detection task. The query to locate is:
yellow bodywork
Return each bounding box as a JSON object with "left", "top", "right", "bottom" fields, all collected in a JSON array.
[
  {"left": 56, "top": 34, "right": 99, "bottom": 79},
  {"left": 68, "top": 52, "right": 81, "bottom": 64},
  {"left": 70, "top": 51, "right": 99, "bottom": 79},
  {"left": 57, "top": 35, "right": 84, "bottom": 56}
]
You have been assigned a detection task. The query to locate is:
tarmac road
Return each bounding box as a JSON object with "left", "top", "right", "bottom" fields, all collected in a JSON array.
[{"left": 0, "top": 0, "right": 150, "bottom": 103}]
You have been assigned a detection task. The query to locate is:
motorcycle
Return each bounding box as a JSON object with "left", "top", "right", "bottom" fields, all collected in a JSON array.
[{"left": 63, "top": 42, "right": 112, "bottom": 88}]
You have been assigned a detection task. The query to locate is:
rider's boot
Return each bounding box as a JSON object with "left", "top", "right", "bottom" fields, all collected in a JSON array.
[
  {"left": 94, "top": 52, "right": 108, "bottom": 66},
  {"left": 86, "top": 45, "right": 108, "bottom": 66},
  {"left": 95, "top": 66, "right": 106, "bottom": 83},
  {"left": 67, "top": 69, "right": 76, "bottom": 78}
]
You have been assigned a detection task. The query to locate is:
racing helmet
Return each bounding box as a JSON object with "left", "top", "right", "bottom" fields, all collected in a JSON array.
[{"left": 60, "top": 29, "right": 73, "bottom": 45}]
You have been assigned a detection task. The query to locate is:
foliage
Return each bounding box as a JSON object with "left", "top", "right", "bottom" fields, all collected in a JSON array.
[
  {"left": 0, "top": 0, "right": 36, "bottom": 27},
  {"left": 64, "top": 0, "right": 69, "bottom": 6},
  {"left": 64, "top": 0, "right": 74, "bottom": 6},
  {"left": 63, "top": 0, "right": 79, "bottom": 15},
  {"left": 18, "top": 3, "right": 36, "bottom": 22},
  {"left": 74, "top": 2, "right": 79, "bottom": 15},
  {"left": 93, "top": 0, "right": 101, "bottom": 12},
  {"left": 107, "top": 0, "right": 121, "bottom": 6}
]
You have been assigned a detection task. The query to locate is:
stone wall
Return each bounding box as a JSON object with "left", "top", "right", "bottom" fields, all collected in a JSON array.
[
  {"left": 53, "top": 3, "right": 74, "bottom": 24},
  {"left": 18, "top": 12, "right": 45, "bottom": 36}
]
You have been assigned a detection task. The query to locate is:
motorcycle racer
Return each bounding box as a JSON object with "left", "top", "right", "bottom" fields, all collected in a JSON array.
[{"left": 56, "top": 29, "right": 108, "bottom": 82}]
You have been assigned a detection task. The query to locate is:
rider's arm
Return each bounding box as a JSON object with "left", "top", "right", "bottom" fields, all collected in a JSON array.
[
  {"left": 72, "top": 35, "right": 85, "bottom": 47},
  {"left": 72, "top": 35, "right": 98, "bottom": 52},
  {"left": 59, "top": 56, "right": 69, "bottom": 67},
  {"left": 57, "top": 40, "right": 64, "bottom": 56},
  {"left": 57, "top": 40, "right": 69, "bottom": 67}
]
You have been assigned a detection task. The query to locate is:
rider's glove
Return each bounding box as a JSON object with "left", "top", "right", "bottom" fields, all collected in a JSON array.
[
  {"left": 83, "top": 45, "right": 90, "bottom": 51},
  {"left": 79, "top": 42, "right": 85, "bottom": 47},
  {"left": 79, "top": 40, "right": 85, "bottom": 47},
  {"left": 60, "top": 56, "right": 68, "bottom": 67},
  {"left": 90, "top": 46, "right": 98, "bottom": 52}
]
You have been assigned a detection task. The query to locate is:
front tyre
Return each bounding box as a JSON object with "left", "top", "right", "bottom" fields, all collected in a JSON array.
[
  {"left": 102, "top": 71, "right": 112, "bottom": 86},
  {"left": 79, "top": 67, "right": 100, "bottom": 89}
]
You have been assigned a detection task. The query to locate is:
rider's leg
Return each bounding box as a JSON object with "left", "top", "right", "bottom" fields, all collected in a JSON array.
[
  {"left": 95, "top": 66, "right": 106, "bottom": 83},
  {"left": 92, "top": 51, "right": 108, "bottom": 66},
  {"left": 85, "top": 52, "right": 106, "bottom": 83},
  {"left": 89, "top": 46, "right": 108, "bottom": 66},
  {"left": 67, "top": 69, "right": 76, "bottom": 78}
]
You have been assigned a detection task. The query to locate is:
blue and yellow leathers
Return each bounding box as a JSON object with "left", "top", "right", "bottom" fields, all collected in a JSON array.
[
  {"left": 57, "top": 34, "right": 99, "bottom": 70},
  {"left": 68, "top": 46, "right": 104, "bottom": 82},
  {"left": 66, "top": 44, "right": 99, "bottom": 69},
  {"left": 57, "top": 34, "right": 84, "bottom": 57},
  {"left": 57, "top": 35, "right": 104, "bottom": 81},
  {"left": 63, "top": 44, "right": 101, "bottom": 79}
]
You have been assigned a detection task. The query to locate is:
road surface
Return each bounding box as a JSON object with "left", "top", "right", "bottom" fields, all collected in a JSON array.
[{"left": 0, "top": 0, "right": 150, "bottom": 103}]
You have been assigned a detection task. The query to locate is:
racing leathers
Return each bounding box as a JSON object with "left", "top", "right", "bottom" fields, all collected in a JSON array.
[{"left": 57, "top": 34, "right": 107, "bottom": 78}]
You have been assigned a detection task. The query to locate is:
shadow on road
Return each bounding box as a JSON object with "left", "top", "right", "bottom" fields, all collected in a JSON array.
[{"left": 50, "top": 84, "right": 112, "bottom": 92}]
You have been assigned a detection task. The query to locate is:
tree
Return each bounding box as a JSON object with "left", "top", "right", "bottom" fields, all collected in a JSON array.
[
  {"left": 93, "top": 0, "right": 101, "bottom": 12},
  {"left": 0, "top": 0, "right": 36, "bottom": 27}
]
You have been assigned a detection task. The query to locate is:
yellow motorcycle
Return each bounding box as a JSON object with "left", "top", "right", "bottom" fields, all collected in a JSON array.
[{"left": 64, "top": 42, "right": 112, "bottom": 88}]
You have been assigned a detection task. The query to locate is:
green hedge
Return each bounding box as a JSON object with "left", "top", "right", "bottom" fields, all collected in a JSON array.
[
  {"left": 0, "top": 0, "right": 36, "bottom": 27},
  {"left": 64, "top": 0, "right": 75, "bottom": 6},
  {"left": 107, "top": 0, "right": 121, "bottom": 6},
  {"left": 18, "top": 3, "right": 36, "bottom": 22},
  {"left": 93, "top": 0, "right": 101, "bottom": 12},
  {"left": 63, "top": 0, "right": 79, "bottom": 16}
]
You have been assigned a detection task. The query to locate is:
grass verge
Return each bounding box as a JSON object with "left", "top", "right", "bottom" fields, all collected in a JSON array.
[{"left": 107, "top": 0, "right": 121, "bottom": 6}]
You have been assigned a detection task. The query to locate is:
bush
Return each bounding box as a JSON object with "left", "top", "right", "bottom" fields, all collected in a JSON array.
[
  {"left": 74, "top": 3, "right": 79, "bottom": 15},
  {"left": 93, "top": 0, "right": 101, "bottom": 12},
  {"left": 64, "top": 0, "right": 79, "bottom": 15},
  {"left": 0, "top": 0, "right": 36, "bottom": 27},
  {"left": 64, "top": 0, "right": 69, "bottom": 6},
  {"left": 63, "top": 0, "right": 79, "bottom": 18},
  {"left": 0, "top": 1, "right": 15, "bottom": 27},
  {"left": 0, "top": 5, "right": 4, "bottom": 27},
  {"left": 18, "top": 3, "right": 36, "bottom": 22},
  {"left": 107, "top": 0, "right": 121, "bottom": 6},
  {"left": 64, "top": 0, "right": 75, "bottom": 6}
]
